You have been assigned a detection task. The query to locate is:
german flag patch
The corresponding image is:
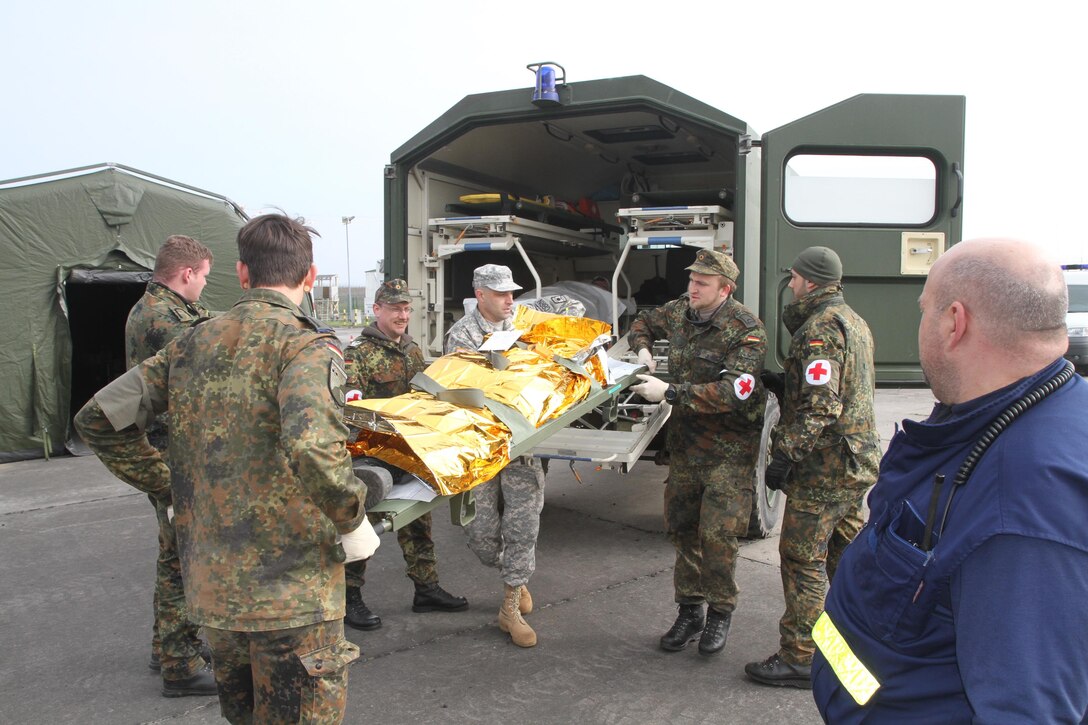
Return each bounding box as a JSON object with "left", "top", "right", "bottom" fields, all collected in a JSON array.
[
  {"left": 807, "top": 339, "right": 825, "bottom": 350},
  {"left": 745, "top": 334, "right": 761, "bottom": 343}
]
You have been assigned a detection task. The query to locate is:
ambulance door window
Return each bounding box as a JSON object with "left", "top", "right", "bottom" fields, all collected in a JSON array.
[{"left": 784, "top": 154, "right": 937, "bottom": 226}]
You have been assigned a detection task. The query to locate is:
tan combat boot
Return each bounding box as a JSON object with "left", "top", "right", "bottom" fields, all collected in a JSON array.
[
  {"left": 498, "top": 584, "right": 537, "bottom": 647},
  {"left": 519, "top": 585, "right": 533, "bottom": 615}
]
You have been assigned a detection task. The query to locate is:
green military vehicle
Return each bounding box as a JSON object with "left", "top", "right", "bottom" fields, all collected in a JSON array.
[{"left": 378, "top": 64, "right": 965, "bottom": 536}]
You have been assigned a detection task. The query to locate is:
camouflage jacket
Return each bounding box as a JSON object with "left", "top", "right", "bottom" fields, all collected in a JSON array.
[
  {"left": 125, "top": 281, "right": 210, "bottom": 368},
  {"left": 124, "top": 282, "right": 210, "bottom": 451},
  {"left": 776, "top": 285, "right": 880, "bottom": 500},
  {"left": 75, "top": 289, "right": 365, "bottom": 631},
  {"left": 629, "top": 295, "right": 767, "bottom": 465},
  {"left": 444, "top": 306, "right": 513, "bottom": 354},
  {"left": 345, "top": 325, "right": 424, "bottom": 399}
]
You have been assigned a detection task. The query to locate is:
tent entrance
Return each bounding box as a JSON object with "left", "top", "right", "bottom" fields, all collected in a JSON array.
[{"left": 65, "top": 271, "right": 149, "bottom": 423}]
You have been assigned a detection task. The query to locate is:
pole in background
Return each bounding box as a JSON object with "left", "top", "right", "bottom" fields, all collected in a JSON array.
[{"left": 342, "top": 215, "right": 355, "bottom": 323}]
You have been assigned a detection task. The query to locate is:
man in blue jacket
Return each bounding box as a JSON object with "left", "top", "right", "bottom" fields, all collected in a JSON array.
[{"left": 811, "top": 238, "right": 1088, "bottom": 723}]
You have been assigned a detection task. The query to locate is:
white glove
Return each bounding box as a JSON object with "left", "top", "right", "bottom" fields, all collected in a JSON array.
[
  {"left": 632, "top": 374, "right": 668, "bottom": 403},
  {"left": 637, "top": 348, "right": 657, "bottom": 374},
  {"left": 339, "top": 522, "right": 381, "bottom": 563}
]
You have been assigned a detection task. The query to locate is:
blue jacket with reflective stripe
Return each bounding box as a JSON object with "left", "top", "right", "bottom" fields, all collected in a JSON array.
[{"left": 813, "top": 359, "right": 1088, "bottom": 723}]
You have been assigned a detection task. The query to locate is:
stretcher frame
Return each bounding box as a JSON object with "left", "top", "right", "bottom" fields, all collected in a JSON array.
[{"left": 366, "top": 367, "right": 664, "bottom": 533}]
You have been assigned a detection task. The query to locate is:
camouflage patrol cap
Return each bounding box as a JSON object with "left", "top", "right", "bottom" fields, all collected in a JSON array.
[
  {"left": 374, "top": 278, "right": 411, "bottom": 304},
  {"left": 686, "top": 248, "right": 739, "bottom": 282},
  {"left": 472, "top": 264, "right": 523, "bottom": 292},
  {"left": 791, "top": 246, "right": 842, "bottom": 285}
]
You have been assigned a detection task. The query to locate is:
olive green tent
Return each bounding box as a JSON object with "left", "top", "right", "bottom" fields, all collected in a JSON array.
[{"left": 0, "top": 163, "right": 248, "bottom": 462}]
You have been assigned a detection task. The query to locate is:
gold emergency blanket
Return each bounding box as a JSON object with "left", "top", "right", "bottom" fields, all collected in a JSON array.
[
  {"left": 425, "top": 349, "right": 590, "bottom": 428},
  {"left": 512, "top": 306, "right": 611, "bottom": 387},
  {"left": 346, "top": 311, "right": 611, "bottom": 495},
  {"left": 346, "top": 392, "right": 509, "bottom": 494}
]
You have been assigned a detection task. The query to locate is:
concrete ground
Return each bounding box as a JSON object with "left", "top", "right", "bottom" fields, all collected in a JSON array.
[{"left": 0, "top": 389, "right": 935, "bottom": 725}]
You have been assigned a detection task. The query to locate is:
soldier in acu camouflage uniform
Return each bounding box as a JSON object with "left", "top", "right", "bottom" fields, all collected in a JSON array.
[
  {"left": 124, "top": 234, "right": 215, "bottom": 695},
  {"left": 444, "top": 264, "right": 544, "bottom": 648},
  {"left": 630, "top": 248, "right": 767, "bottom": 657},
  {"left": 342, "top": 278, "right": 468, "bottom": 631},
  {"left": 75, "top": 214, "right": 377, "bottom": 724},
  {"left": 745, "top": 246, "right": 879, "bottom": 689}
]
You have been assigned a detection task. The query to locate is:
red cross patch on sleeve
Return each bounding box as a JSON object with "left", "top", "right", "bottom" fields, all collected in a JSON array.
[
  {"left": 733, "top": 373, "right": 755, "bottom": 400},
  {"left": 805, "top": 359, "right": 832, "bottom": 386}
]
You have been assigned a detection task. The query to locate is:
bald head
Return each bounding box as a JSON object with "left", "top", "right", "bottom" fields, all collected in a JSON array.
[
  {"left": 928, "top": 238, "right": 1067, "bottom": 349},
  {"left": 919, "top": 238, "right": 1068, "bottom": 403}
]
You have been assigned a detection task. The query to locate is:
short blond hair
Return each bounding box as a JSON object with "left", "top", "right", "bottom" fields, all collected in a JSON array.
[{"left": 153, "top": 235, "right": 213, "bottom": 281}]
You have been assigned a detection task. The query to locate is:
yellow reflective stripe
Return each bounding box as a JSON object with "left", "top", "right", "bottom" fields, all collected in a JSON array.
[{"left": 812, "top": 611, "right": 881, "bottom": 706}]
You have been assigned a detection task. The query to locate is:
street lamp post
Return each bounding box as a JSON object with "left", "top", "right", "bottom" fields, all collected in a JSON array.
[{"left": 342, "top": 215, "right": 355, "bottom": 323}]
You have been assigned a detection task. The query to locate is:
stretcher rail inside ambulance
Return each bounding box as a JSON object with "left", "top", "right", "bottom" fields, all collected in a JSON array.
[
  {"left": 427, "top": 202, "right": 732, "bottom": 340},
  {"left": 342, "top": 308, "right": 669, "bottom": 535}
]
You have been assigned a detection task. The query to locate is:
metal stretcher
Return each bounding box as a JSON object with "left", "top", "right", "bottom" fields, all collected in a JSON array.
[{"left": 364, "top": 365, "right": 666, "bottom": 534}]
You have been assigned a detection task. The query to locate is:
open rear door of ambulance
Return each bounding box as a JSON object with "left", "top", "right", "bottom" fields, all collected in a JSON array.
[{"left": 760, "top": 94, "right": 966, "bottom": 383}]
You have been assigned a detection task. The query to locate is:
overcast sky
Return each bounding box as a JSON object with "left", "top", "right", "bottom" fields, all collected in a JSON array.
[{"left": 5, "top": 0, "right": 1086, "bottom": 291}]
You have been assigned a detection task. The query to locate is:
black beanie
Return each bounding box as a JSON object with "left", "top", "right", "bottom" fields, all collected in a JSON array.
[{"left": 791, "top": 246, "right": 842, "bottom": 285}]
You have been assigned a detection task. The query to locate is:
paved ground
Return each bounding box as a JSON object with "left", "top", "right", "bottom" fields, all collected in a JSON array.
[{"left": 0, "top": 389, "right": 936, "bottom": 725}]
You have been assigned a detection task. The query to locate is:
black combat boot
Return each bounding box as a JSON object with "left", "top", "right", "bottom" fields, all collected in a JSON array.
[
  {"left": 744, "top": 653, "right": 813, "bottom": 689},
  {"left": 161, "top": 662, "right": 218, "bottom": 697},
  {"left": 344, "top": 587, "right": 382, "bottom": 630},
  {"left": 659, "top": 603, "right": 705, "bottom": 652},
  {"left": 412, "top": 582, "right": 469, "bottom": 612},
  {"left": 698, "top": 608, "right": 732, "bottom": 656}
]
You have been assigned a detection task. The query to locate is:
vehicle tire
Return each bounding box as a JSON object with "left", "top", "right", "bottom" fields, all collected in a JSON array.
[{"left": 746, "top": 394, "right": 784, "bottom": 538}]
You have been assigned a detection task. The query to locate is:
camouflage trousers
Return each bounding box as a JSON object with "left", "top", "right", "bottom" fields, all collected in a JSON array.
[
  {"left": 344, "top": 511, "right": 437, "bottom": 588},
  {"left": 149, "top": 496, "right": 205, "bottom": 680},
  {"left": 464, "top": 460, "right": 545, "bottom": 587},
  {"left": 778, "top": 494, "right": 865, "bottom": 665},
  {"left": 665, "top": 459, "right": 755, "bottom": 613},
  {"left": 205, "top": 619, "right": 360, "bottom": 725}
]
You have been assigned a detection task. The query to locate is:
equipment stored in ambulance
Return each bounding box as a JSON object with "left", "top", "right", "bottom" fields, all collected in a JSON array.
[{"left": 376, "top": 64, "right": 966, "bottom": 536}]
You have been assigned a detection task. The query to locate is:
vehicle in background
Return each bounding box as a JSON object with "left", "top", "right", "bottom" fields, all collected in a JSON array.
[
  {"left": 1064, "top": 264, "right": 1088, "bottom": 372},
  {"left": 380, "top": 65, "right": 966, "bottom": 536}
]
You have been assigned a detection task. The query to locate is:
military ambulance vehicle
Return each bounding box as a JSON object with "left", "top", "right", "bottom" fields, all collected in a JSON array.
[{"left": 378, "top": 64, "right": 966, "bottom": 535}]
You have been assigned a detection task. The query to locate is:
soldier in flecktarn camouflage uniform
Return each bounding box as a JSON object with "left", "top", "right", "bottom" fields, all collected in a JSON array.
[
  {"left": 629, "top": 249, "right": 767, "bottom": 657},
  {"left": 341, "top": 279, "right": 468, "bottom": 631},
  {"left": 76, "top": 214, "right": 378, "bottom": 724},
  {"left": 123, "top": 234, "right": 215, "bottom": 695},
  {"left": 745, "top": 246, "right": 880, "bottom": 690},
  {"left": 444, "top": 264, "right": 544, "bottom": 648}
]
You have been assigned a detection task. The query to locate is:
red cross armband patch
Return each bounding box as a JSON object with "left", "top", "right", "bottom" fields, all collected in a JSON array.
[
  {"left": 805, "top": 359, "right": 832, "bottom": 386},
  {"left": 345, "top": 389, "right": 363, "bottom": 403},
  {"left": 733, "top": 373, "right": 756, "bottom": 400}
]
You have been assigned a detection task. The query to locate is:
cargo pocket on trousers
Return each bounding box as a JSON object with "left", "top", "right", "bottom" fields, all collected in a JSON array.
[{"left": 299, "top": 639, "right": 360, "bottom": 724}]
